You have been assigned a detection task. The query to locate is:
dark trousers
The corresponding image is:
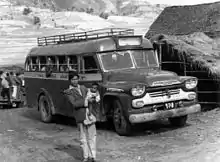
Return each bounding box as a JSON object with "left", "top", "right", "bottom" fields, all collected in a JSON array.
[
  {"left": 1, "top": 88, "right": 11, "bottom": 103},
  {"left": 89, "top": 102, "right": 106, "bottom": 121}
]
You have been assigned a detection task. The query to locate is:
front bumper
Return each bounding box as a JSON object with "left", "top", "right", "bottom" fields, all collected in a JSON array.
[{"left": 129, "top": 104, "right": 201, "bottom": 124}]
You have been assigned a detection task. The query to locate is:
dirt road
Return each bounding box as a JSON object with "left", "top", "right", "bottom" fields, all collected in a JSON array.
[{"left": 0, "top": 107, "right": 220, "bottom": 162}]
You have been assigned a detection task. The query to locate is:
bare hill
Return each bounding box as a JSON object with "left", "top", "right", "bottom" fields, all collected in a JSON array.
[{"left": 11, "top": 0, "right": 167, "bottom": 17}]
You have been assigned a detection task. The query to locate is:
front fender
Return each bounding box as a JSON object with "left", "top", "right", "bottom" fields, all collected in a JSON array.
[
  {"left": 37, "top": 88, "right": 55, "bottom": 114},
  {"left": 103, "top": 92, "right": 132, "bottom": 119},
  {"left": 179, "top": 76, "right": 197, "bottom": 82}
]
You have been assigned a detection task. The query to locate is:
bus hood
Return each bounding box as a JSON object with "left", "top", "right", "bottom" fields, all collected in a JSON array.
[{"left": 105, "top": 69, "right": 182, "bottom": 87}]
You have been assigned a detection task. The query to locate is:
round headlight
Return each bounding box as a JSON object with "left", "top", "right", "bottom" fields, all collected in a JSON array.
[
  {"left": 185, "top": 78, "right": 198, "bottom": 89},
  {"left": 131, "top": 85, "right": 145, "bottom": 96}
]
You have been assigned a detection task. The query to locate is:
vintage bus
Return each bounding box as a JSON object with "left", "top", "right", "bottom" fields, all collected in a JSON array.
[{"left": 24, "top": 28, "right": 201, "bottom": 136}]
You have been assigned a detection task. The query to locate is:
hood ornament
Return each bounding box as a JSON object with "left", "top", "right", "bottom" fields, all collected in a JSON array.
[{"left": 165, "top": 89, "right": 171, "bottom": 98}]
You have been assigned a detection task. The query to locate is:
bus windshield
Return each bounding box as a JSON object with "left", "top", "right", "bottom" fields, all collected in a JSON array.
[
  {"left": 132, "top": 50, "right": 159, "bottom": 68},
  {"left": 98, "top": 50, "right": 159, "bottom": 71},
  {"left": 99, "top": 51, "right": 135, "bottom": 71}
]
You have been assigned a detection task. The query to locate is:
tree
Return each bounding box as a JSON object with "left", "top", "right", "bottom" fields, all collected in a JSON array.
[
  {"left": 86, "top": 8, "right": 94, "bottom": 14},
  {"left": 116, "top": 0, "right": 122, "bottom": 15},
  {"left": 33, "top": 16, "right": 41, "bottom": 26},
  {"left": 99, "top": 12, "right": 109, "bottom": 19},
  {"left": 23, "top": 7, "right": 32, "bottom": 15}
]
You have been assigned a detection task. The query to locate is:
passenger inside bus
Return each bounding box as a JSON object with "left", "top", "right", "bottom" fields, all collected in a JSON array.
[
  {"left": 60, "top": 65, "right": 65, "bottom": 72},
  {"left": 68, "top": 65, "right": 77, "bottom": 71},
  {"left": 41, "top": 66, "right": 46, "bottom": 71},
  {"left": 46, "top": 57, "right": 55, "bottom": 76},
  {"left": 32, "top": 65, "right": 39, "bottom": 71}
]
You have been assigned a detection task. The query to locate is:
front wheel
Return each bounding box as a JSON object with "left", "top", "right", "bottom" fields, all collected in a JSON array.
[
  {"left": 169, "top": 115, "right": 188, "bottom": 127},
  {"left": 39, "top": 95, "right": 53, "bottom": 123},
  {"left": 113, "top": 100, "right": 132, "bottom": 136}
]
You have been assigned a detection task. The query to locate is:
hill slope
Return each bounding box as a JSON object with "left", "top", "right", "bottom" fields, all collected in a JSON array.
[{"left": 11, "top": 0, "right": 167, "bottom": 17}]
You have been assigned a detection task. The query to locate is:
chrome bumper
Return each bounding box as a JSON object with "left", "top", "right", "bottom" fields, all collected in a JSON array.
[{"left": 129, "top": 104, "right": 201, "bottom": 124}]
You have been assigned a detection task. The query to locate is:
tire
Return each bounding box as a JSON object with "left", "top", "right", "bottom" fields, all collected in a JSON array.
[
  {"left": 113, "top": 100, "right": 132, "bottom": 136},
  {"left": 39, "top": 95, "right": 53, "bottom": 123},
  {"left": 169, "top": 115, "right": 188, "bottom": 127}
]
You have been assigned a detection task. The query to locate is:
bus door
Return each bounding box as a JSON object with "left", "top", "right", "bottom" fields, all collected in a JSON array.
[
  {"left": 79, "top": 55, "right": 105, "bottom": 121},
  {"left": 79, "top": 55, "right": 102, "bottom": 88}
]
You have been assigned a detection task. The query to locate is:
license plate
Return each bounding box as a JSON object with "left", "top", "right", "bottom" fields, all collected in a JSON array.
[{"left": 165, "top": 102, "right": 174, "bottom": 109}]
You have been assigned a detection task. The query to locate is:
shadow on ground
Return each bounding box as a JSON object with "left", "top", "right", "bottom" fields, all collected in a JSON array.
[
  {"left": 21, "top": 108, "right": 189, "bottom": 137},
  {"left": 130, "top": 120, "right": 191, "bottom": 137},
  {"left": 54, "top": 144, "right": 83, "bottom": 161}
]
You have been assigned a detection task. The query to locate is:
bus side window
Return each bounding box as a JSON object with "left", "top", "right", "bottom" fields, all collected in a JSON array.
[
  {"left": 68, "top": 56, "right": 78, "bottom": 72},
  {"left": 82, "top": 56, "right": 99, "bottom": 74},
  {"left": 58, "top": 56, "right": 67, "bottom": 72},
  {"left": 25, "top": 58, "right": 30, "bottom": 71},
  {"left": 31, "top": 57, "right": 39, "bottom": 71},
  {"left": 47, "top": 56, "right": 57, "bottom": 72},
  {"left": 39, "top": 56, "right": 46, "bottom": 71}
]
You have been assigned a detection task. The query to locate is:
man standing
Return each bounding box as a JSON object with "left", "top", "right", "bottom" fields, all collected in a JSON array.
[
  {"left": 10, "top": 72, "right": 22, "bottom": 100},
  {"left": 0, "top": 71, "right": 11, "bottom": 104},
  {"left": 63, "top": 71, "right": 97, "bottom": 162}
]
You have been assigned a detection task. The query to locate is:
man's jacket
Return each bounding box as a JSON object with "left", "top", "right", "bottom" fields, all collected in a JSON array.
[{"left": 63, "top": 85, "right": 88, "bottom": 123}]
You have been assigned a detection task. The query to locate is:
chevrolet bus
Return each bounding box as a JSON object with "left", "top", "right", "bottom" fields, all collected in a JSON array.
[{"left": 24, "top": 28, "right": 201, "bottom": 136}]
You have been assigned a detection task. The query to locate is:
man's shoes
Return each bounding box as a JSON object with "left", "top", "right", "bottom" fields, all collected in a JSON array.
[
  {"left": 90, "top": 158, "right": 96, "bottom": 162},
  {"left": 82, "top": 158, "right": 89, "bottom": 162}
]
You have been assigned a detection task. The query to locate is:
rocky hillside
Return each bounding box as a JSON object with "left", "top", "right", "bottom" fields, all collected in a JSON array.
[{"left": 11, "top": 0, "right": 168, "bottom": 17}]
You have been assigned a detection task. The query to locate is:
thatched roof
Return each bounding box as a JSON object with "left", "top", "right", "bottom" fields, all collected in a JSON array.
[
  {"left": 145, "top": 2, "right": 220, "bottom": 38},
  {"left": 150, "top": 33, "right": 220, "bottom": 76}
]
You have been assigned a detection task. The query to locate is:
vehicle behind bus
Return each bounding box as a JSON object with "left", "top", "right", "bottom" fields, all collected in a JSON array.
[
  {"left": 0, "top": 72, "right": 25, "bottom": 108},
  {"left": 24, "top": 28, "right": 201, "bottom": 136}
]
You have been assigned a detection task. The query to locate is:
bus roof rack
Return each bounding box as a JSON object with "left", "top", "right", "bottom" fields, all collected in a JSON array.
[{"left": 37, "top": 28, "right": 135, "bottom": 46}]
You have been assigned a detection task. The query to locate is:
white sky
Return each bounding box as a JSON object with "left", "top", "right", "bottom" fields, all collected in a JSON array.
[{"left": 147, "top": 0, "right": 219, "bottom": 5}]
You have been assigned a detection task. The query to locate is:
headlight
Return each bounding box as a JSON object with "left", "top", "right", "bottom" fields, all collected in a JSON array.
[
  {"left": 131, "top": 85, "right": 145, "bottom": 96},
  {"left": 185, "top": 78, "right": 198, "bottom": 89}
]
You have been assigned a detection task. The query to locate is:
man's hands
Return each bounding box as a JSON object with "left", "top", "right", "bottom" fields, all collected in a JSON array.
[{"left": 88, "top": 96, "right": 96, "bottom": 103}]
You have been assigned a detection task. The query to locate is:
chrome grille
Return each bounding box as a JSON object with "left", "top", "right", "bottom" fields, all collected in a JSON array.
[{"left": 149, "top": 89, "right": 180, "bottom": 98}]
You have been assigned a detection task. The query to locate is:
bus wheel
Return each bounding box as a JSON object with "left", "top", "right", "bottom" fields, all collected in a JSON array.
[
  {"left": 113, "top": 100, "right": 132, "bottom": 136},
  {"left": 169, "top": 115, "right": 188, "bottom": 127},
  {"left": 39, "top": 95, "right": 53, "bottom": 123}
]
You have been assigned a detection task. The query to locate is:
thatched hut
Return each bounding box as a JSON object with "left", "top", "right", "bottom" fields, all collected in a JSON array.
[
  {"left": 145, "top": 2, "right": 220, "bottom": 38},
  {"left": 151, "top": 33, "right": 220, "bottom": 108},
  {"left": 144, "top": 1, "right": 220, "bottom": 109}
]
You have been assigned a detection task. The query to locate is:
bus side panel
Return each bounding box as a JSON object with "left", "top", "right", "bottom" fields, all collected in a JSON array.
[{"left": 25, "top": 77, "right": 72, "bottom": 116}]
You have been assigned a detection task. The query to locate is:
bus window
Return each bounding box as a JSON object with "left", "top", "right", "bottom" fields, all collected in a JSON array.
[
  {"left": 58, "top": 56, "right": 67, "bottom": 72},
  {"left": 47, "top": 56, "right": 57, "bottom": 72},
  {"left": 39, "top": 56, "right": 47, "bottom": 71},
  {"left": 25, "top": 58, "right": 31, "bottom": 71},
  {"left": 82, "top": 56, "right": 99, "bottom": 74},
  {"left": 68, "top": 56, "right": 78, "bottom": 72},
  {"left": 31, "top": 57, "right": 39, "bottom": 71}
]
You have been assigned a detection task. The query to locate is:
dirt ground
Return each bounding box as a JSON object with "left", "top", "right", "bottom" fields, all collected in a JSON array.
[{"left": 0, "top": 106, "right": 220, "bottom": 162}]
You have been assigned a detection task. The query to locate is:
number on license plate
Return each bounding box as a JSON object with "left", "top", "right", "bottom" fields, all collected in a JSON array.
[{"left": 165, "top": 102, "right": 174, "bottom": 109}]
